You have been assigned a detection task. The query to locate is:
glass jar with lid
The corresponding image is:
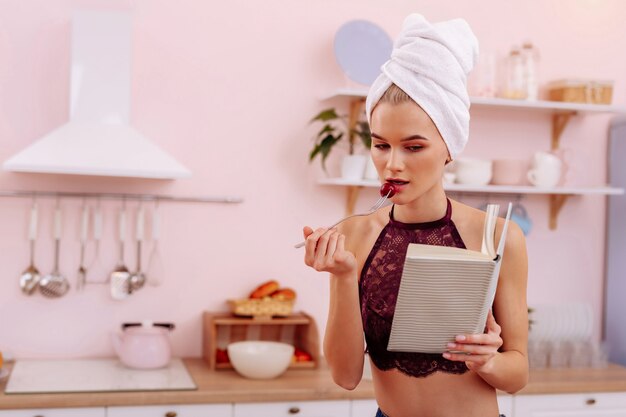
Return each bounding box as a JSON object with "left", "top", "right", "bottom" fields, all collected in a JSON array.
[
  {"left": 521, "top": 41, "right": 540, "bottom": 100},
  {"left": 503, "top": 47, "right": 526, "bottom": 99}
]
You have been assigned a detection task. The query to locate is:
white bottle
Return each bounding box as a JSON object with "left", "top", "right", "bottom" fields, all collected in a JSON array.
[{"left": 521, "top": 41, "right": 540, "bottom": 101}]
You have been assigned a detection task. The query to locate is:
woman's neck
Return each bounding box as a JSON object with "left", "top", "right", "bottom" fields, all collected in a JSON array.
[{"left": 392, "top": 185, "right": 448, "bottom": 224}]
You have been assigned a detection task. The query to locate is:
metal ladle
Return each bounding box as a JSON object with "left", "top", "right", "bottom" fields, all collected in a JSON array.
[
  {"left": 129, "top": 205, "right": 146, "bottom": 292},
  {"left": 20, "top": 200, "right": 40, "bottom": 294},
  {"left": 39, "top": 201, "right": 70, "bottom": 298}
]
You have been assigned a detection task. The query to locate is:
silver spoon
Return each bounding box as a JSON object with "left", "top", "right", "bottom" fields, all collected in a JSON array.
[
  {"left": 40, "top": 202, "right": 70, "bottom": 298},
  {"left": 111, "top": 202, "right": 130, "bottom": 300},
  {"left": 20, "top": 200, "right": 40, "bottom": 294},
  {"left": 129, "top": 205, "right": 146, "bottom": 292}
]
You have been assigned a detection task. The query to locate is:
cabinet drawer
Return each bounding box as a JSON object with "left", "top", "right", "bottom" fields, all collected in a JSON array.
[
  {"left": 351, "top": 399, "right": 378, "bottom": 417},
  {"left": 351, "top": 396, "right": 513, "bottom": 417},
  {"left": 0, "top": 408, "right": 105, "bottom": 417},
  {"left": 233, "top": 401, "right": 350, "bottom": 417},
  {"left": 515, "top": 392, "right": 626, "bottom": 417},
  {"left": 107, "top": 404, "right": 232, "bottom": 417},
  {"left": 497, "top": 395, "right": 513, "bottom": 417}
]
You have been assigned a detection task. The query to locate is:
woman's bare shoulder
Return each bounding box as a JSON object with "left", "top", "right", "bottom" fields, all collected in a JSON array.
[
  {"left": 448, "top": 199, "right": 488, "bottom": 243},
  {"left": 449, "top": 199, "right": 487, "bottom": 223}
]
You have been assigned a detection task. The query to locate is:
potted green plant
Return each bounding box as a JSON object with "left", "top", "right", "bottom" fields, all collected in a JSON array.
[{"left": 308, "top": 107, "right": 372, "bottom": 180}]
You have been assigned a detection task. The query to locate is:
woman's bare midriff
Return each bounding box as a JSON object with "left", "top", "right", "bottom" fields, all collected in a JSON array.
[
  {"left": 371, "top": 361, "right": 500, "bottom": 417},
  {"left": 347, "top": 199, "right": 500, "bottom": 417}
]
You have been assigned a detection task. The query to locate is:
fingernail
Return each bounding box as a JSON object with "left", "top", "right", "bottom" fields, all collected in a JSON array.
[
  {"left": 446, "top": 343, "right": 455, "bottom": 348},
  {"left": 456, "top": 335, "right": 466, "bottom": 341},
  {"left": 442, "top": 352, "right": 451, "bottom": 359}
]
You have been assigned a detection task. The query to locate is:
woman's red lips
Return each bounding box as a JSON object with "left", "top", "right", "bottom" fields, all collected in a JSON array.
[{"left": 386, "top": 179, "right": 409, "bottom": 185}]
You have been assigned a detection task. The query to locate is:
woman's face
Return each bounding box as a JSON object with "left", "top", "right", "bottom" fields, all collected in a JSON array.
[{"left": 370, "top": 100, "right": 449, "bottom": 204}]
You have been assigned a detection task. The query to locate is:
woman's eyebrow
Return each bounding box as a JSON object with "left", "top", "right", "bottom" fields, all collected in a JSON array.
[{"left": 371, "top": 133, "right": 429, "bottom": 141}]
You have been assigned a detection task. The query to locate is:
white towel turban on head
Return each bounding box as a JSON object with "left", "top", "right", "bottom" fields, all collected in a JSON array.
[{"left": 365, "top": 14, "right": 479, "bottom": 159}]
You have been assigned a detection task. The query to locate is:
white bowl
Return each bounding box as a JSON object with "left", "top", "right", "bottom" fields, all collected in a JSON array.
[
  {"left": 454, "top": 157, "right": 492, "bottom": 185},
  {"left": 227, "top": 341, "right": 294, "bottom": 379},
  {"left": 443, "top": 172, "right": 456, "bottom": 184}
]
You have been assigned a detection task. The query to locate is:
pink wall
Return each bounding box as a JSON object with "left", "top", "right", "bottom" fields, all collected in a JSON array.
[{"left": 1, "top": 0, "right": 625, "bottom": 359}]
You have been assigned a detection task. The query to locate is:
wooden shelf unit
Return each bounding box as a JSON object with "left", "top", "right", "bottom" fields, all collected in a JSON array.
[
  {"left": 202, "top": 311, "right": 320, "bottom": 371},
  {"left": 319, "top": 90, "right": 626, "bottom": 229}
]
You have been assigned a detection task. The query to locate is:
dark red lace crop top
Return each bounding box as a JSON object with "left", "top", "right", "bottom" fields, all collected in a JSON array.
[{"left": 359, "top": 198, "right": 470, "bottom": 378}]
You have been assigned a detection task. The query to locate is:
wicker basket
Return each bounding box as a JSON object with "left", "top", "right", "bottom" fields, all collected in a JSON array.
[
  {"left": 548, "top": 79, "right": 613, "bottom": 104},
  {"left": 228, "top": 298, "right": 294, "bottom": 318}
]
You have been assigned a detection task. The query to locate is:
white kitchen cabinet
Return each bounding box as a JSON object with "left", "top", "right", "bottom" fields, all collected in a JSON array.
[
  {"left": 0, "top": 408, "right": 105, "bottom": 417},
  {"left": 351, "top": 396, "right": 513, "bottom": 417},
  {"left": 351, "top": 399, "right": 378, "bottom": 417},
  {"left": 106, "top": 404, "right": 232, "bottom": 417},
  {"left": 233, "top": 400, "right": 350, "bottom": 417},
  {"left": 514, "top": 392, "right": 626, "bottom": 417},
  {"left": 498, "top": 395, "right": 514, "bottom": 417}
]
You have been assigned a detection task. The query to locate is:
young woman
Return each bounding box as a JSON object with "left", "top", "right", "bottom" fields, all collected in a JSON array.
[{"left": 302, "top": 14, "right": 528, "bottom": 417}]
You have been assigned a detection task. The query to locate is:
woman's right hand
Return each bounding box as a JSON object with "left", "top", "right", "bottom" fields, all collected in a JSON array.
[{"left": 302, "top": 226, "right": 357, "bottom": 278}]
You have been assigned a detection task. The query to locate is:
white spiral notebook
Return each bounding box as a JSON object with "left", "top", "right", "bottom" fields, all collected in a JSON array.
[{"left": 387, "top": 203, "right": 512, "bottom": 354}]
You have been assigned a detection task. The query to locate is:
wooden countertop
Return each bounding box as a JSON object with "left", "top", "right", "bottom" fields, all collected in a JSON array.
[
  {"left": 1, "top": 359, "right": 626, "bottom": 410},
  {"left": 0, "top": 359, "right": 374, "bottom": 410},
  {"left": 520, "top": 363, "right": 626, "bottom": 394}
]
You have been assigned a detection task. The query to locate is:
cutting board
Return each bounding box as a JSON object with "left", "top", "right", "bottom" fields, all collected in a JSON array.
[{"left": 4, "top": 358, "right": 196, "bottom": 394}]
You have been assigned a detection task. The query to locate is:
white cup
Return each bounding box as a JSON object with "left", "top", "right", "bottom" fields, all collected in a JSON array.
[
  {"left": 527, "top": 166, "right": 562, "bottom": 187},
  {"left": 532, "top": 151, "right": 562, "bottom": 171},
  {"left": 443, "top": 172, "right": 456, "bottom": 184},
  {"left": 527, "top": 151, "right": 563, "bottom": 187}
]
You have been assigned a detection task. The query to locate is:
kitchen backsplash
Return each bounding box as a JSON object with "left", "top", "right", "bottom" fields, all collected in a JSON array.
[{"left": 1, "top": 0, "right": 625, "bottom": 358}]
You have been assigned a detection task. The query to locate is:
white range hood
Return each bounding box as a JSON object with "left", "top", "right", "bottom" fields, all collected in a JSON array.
[{"left": 3, "top": 10, "right": 191, "bottom": 179}]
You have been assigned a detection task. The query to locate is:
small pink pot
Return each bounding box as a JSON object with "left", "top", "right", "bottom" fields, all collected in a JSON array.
[{"left": 112, "top": 321, "right": 174, "bottom": 369}]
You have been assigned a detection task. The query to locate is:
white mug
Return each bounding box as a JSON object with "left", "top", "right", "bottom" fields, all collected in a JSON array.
[
  {"left": 532, "top": 151, "right": 562, "bottom": 172},
  {"left": 527, "top": 165, "right": 561, "bottom": 188}
]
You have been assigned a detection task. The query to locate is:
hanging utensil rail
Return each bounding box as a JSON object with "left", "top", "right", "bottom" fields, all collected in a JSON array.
[{"left": 0, "top": 190, "right": 243, "bottom": 204}]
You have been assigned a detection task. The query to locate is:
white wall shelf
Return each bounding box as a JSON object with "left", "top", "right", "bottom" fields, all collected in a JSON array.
[
  {"left": 322, "top": 89, "right": 626, "bottom": 115},
  {"left": 471, "top": 97, "right": 626, "bottom": 114},
  {"left": 319, "top": 178, "right": 623, "bottom": 229},
  {"left": 319, "top": 178, "right": 624, "bottom": 196}
]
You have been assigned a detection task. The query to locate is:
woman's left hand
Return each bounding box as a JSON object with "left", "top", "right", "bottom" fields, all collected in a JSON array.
[{"left": 442, "top": 310, "right": 503, "bottom": 372}]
